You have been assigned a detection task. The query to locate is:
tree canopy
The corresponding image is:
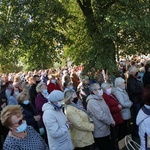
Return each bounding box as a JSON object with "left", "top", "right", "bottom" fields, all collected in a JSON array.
[{"left": 0, "top": 0, "right": 149, "bottom": 73}]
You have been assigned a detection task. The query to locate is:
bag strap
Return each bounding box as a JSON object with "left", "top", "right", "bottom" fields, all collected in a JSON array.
[{"left": 125, "top": 135, "right": 140, "bottom": 150}]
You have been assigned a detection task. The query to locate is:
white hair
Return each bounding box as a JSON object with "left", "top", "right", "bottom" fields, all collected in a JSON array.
[
  {"left": 101, "top": 82, "right": 111, "bottom": 90},
  {"left": 129, "top": 66, "right": 137, "bottom": 74},
  {"left": 115, "top": 77, "right": 125, "bottom": 87}
]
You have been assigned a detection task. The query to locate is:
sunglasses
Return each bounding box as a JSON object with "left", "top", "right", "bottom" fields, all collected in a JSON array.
[{"left": 13, "top": 115, "right": 26, "bottom": 125}]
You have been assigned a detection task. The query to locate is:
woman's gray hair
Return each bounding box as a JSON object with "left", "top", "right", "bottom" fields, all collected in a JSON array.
[
  {"left": 63, "top": 90, "right": 74, "bottom": 104},
  {"left": 129, "top": 66, "right": 137, "bottom": 74},
  {"left": 101, "top": 82, "right": 111, "bottom": 90},
  {"left": 114, "top": 77, "right": 125, "bottom": 87}
]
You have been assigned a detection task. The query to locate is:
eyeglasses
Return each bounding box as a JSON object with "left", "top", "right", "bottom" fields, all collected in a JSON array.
[{"left": 13, "top": 115, "right": 25, "bottom": 125}]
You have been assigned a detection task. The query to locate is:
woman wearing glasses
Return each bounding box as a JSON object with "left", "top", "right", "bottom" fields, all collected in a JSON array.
[{"left": 1, "top": 105, "right": 49, "bottom": 150}]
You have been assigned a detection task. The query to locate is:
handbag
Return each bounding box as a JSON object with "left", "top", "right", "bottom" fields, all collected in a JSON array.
[{"left": 118, "top": 134, "right": 140, "bottom": 150}]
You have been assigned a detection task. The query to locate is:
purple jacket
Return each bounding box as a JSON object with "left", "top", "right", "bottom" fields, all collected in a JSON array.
[{"left": 35, "top": 93, "right": 48, "bottom": 127}]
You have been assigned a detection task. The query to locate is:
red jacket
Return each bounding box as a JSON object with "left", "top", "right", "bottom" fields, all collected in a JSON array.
[
  {"left": 103, "top": 93, "right": 123, "bottom": 125},
  {"left": 47, "top": 82, "right": 61, "bottom": 93}
]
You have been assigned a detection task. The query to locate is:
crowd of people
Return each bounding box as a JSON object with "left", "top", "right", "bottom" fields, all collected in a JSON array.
[{"left": 0, "top": 56, "right": 150, "bottom": 150}]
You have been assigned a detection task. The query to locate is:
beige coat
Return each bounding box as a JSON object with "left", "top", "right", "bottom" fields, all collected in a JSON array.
[{"left": 65, "top": 105, "right": 94, "bottom": 148}]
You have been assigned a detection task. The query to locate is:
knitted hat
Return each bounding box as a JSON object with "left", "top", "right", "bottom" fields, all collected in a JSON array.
[{"left": 47, "top": 90, "right": 64, "bottom": 102}]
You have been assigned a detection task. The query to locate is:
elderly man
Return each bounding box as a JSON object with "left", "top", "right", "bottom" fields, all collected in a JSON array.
[
  {"left": 86, "top": 83, "right": 115, "bottom": 150},
  {"left": 127, "top": 66, "right": 143, "bottom": 138}
]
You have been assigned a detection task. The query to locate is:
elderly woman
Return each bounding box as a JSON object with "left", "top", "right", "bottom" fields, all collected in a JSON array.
[
  {"left": 64, "top": 89, "right": 94, "bottom": 150},
  {"left": 42, "top": 90, "right": 73, "bottom": 150},
  {"left": 101, "top": 82, "right": 124, "bottom": 149},
  {"left": 35, "top": 82, "right": 48, "bottom": 137},
  {"left": 1, "top": 105, "right": 49, "bottom": 150},
  {"left": 17, "top": 90, "right": 41, "bottom": 133},
  {"left": 86, "top": 83, "right": 115, "bottom": 150},
  {"left": 127, "top": 65, "right": 143, "bottom": 138},
  {"left": 112, "top": 77, "right": 132, "bottom": 139},
  {"left": 35, "top": 82, "right": 48, "bottom": 117},
  {"left": 136, "top": 85, "right": 150, "bottom": 150}
]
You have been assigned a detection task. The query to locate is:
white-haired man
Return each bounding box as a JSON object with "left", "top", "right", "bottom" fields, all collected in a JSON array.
[{"left": 127, "top": 66, "right": 143, "bottom": 138}]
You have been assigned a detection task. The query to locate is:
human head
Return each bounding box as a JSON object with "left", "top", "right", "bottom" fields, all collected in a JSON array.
[
  {"left": 129, "top": 66, "right": 138, "bottom": 76},
  {"left": 143, "top": 85, "right": 150, "bottom": 105},
  {"left": 48, "top": 74, "right": 56, "bottom": 80},
  {"left": 17, "top": 90, "right": 29, "bottom": 103},
  {"left": 21, "top": 82, "right": 29, "bottom": 91},
  {"left": 145, "top": 63, "right": 150, "bottom": 72},
  {"left": 89, "top": 83, "right": 103, "bottom": 97},
  {"left": 94, "top": 73, "right": 104, "bottom": 83},
  {"left": 28, "top": 76, "right": 36, "bottom": 85},
  {"left": 10, "top": 87, "right": 20, "bottom": 96},
  {"left": 13, "top": 75, "right": 21, "bottom": 83},
  {"left": 36, "top": 82, "right": 47, "bottom": 93},
  {"left": 48, "top": 74, "right": 56, "bottom": 84},
  {"left": 101, "top": 82, "right": 112, "bottom": 95},
  {"left": 5, "top": 81, "right": 13, "bottom": 89},
  {"left": 64, "top": 90, "right": 77, "bottom": 104},
  {"left": 1, "top": 105, "right": 25, "bottom": 130},
  {"left": 115, "top": 77, "right": 126, "bottom": 90},
  {"left": 64, "top": 80, "right": 73, "bottom": 89},
  {"left": 47, "top": 90, "right": 64, "bottom": 104},
  {"left": 33, "top": 75, "right": 41, "bottom": 84},
  {"left": 81, "top": 75, "right": 89, "bottom": 85}
]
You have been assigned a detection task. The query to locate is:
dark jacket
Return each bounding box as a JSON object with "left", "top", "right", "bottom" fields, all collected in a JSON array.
[
  {"left": 127, "top": 74, "right": 143, "bottom": 103},
  {"left": 19, "top": 103, "right": 39, "bottom": 133},
  {"left": 0, "top": 89, "right": 7, "bottom": 111},
  {"left": 29, "top": 84, "right": 37, "bottom": 107},
  {"left": 35, "top": 93, "right": 48, "bottom": 127},
  {"left": 77, "top": 83, "right": 90, "bottom": 109},
  {"left": 143, "top": 71, "right": 150, "bottom": 87}
]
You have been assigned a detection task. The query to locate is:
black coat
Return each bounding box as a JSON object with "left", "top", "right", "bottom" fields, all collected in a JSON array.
[
  {"left": 19, "top": 103, "right": 39, "bottom": 133},
  {"left": 29, "top": 84, "right": 37, "bottom": 107},
  {"left": 143, "top": 71, "right": 150, "bottom": 87},
  {"left": 127, "top": 74, "right": 143, "bottom": 103}
]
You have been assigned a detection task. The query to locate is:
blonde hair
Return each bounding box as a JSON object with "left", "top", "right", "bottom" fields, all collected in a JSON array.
[
  {"left": 36, "top": 82, "right": 46, "bottom": 93},
  {"left": 64, "top": 90, "right": 74, "bottom": 104},
  {"left": 1, "top": 105, "right": 22, "bottom": 127},
  {"left": 17, "top": 90, "right": 29, "bottom": 103}
]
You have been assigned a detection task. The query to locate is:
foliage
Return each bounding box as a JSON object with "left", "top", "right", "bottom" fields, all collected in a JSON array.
[
  {"left": 63, "top": 0, "right": 150, "bottom": 73},
  {"left": 0, "top": 0, "right": 149, "bottom": 73},
  {"left": 0, "top": 0, "right": 70, "bottom": 71}
]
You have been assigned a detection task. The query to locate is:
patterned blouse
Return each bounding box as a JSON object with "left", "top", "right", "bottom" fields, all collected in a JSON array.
[{"left": 3, "top": 126, "right": 49, "bottom": 150}]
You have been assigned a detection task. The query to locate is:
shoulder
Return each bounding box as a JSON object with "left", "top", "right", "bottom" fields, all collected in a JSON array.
[
  {"left": 3, "top": 136, "right": 19, "bottom": 150},
  {"left": 66, "top": 105, "right": 78, "bottom": 113}
]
